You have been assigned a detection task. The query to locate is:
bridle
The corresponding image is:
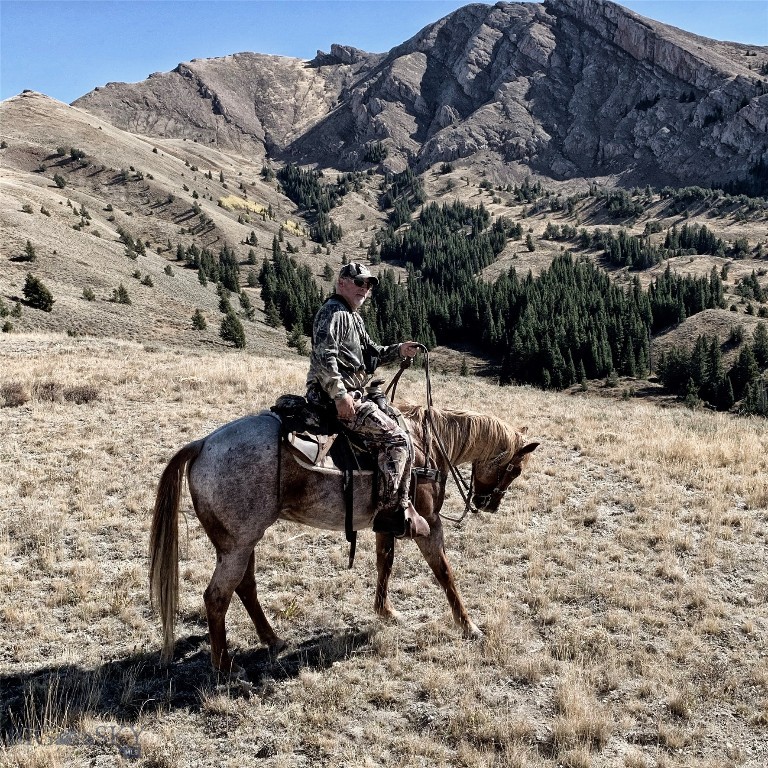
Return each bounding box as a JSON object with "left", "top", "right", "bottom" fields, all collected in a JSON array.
[{"left": 468, "top": 458, "right": 520, "bottom": 513}]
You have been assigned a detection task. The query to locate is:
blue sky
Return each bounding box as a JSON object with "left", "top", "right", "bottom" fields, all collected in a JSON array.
[{"left": 1, "top": 0, "right": 766, "bottom": 104}]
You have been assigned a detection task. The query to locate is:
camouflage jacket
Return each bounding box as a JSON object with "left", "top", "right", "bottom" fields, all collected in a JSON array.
[{"left": 306, "top": 296, "right": 402, "bottom": 401}]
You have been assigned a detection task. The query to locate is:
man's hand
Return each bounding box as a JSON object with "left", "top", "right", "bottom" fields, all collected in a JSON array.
[
  {"left": 335, "top": 392, "right": 356, "bottom": 420},
  {"left": 400, "top": 341, "right": 421, "bottom": 359}
]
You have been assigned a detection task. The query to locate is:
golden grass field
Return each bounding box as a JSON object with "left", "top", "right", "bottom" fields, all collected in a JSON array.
[{"left": 1, "top": 333, "right": 766, "bottom": 768}]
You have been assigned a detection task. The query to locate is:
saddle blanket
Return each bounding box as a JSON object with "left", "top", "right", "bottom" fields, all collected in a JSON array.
[{"left": 285, "top": 431, "right": 376, "bottom": 475}]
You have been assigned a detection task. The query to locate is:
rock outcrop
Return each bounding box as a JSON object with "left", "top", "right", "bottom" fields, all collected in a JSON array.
[{"left": 73, "top": 0, "right": 768, "bottom": 189}]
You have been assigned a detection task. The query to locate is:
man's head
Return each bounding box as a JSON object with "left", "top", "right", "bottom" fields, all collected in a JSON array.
[{"left": 337, "top": 262, "right": 378, "bottom": 310}]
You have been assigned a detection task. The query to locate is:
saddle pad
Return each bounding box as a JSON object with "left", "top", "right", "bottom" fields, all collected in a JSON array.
[{"left": 286, "top": 432, "right": 376, "bottom": 475}]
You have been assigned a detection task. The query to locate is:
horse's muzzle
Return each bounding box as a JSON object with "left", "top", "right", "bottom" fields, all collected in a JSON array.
[{"left": 472, "top": 492, "right": 503, "bottom": 512}]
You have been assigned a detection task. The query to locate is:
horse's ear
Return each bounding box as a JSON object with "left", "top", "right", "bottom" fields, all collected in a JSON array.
[{"left": 518, "top": 442, "right": 539, "bottom": 456}]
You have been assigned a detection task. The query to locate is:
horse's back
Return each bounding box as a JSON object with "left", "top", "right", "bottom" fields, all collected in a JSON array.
[{"left": 188, "top": 412, "right": 282, "bottom": 544}]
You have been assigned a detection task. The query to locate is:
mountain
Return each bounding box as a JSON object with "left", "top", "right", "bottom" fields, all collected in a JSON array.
[
  {"left": 0, "top": 0, "right": 766, "bottom": 398},
  {"left": 72, "top": 0, "right": 768, "bottom": 190}
]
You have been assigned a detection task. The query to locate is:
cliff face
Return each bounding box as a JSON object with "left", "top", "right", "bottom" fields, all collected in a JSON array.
[{"left": 73, "top": 0, "right": 768, "bottom": 188}]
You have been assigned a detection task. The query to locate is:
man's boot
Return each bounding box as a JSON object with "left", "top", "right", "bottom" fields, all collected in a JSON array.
[
  {"left": 373, "top": 502, "right": 430, "bottom": 538},
  {"left": 402, "top": 501, "right": 430, "bottom": 538}
]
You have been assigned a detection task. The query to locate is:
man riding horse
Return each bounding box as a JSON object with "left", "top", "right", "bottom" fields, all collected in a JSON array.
[{"left": 306, "top": 262, "right": 431, "bottom": 539}]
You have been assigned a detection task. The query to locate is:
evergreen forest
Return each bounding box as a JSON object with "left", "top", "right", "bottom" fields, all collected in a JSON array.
[{"left": 258, "top": 178, "right": 768, "bottom": 416}]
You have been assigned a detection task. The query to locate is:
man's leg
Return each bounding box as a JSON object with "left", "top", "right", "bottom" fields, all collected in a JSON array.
[{"left": 339, "top": 398, "right": 428, "bottom": 537}]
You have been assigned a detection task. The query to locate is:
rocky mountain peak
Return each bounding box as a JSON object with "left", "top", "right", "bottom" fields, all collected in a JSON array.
[{"left": 71, "top": 0, "right": 768, "bottom": 190}]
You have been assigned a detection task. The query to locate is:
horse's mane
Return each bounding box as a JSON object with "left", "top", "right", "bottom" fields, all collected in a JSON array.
[{"left": 400, "top": 404, "right": 521, "bottom": 465}]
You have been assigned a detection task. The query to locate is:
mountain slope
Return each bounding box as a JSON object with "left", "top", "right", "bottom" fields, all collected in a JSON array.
[{"left": 72, "top": 0, "right": 768, "bottom": 189}]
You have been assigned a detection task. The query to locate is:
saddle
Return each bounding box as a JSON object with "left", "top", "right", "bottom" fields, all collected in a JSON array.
[
  {"left": 269, "top": 392, "right": 421, "bottom": 567},
  {"left": 269, "top": 393, "right": 376, "bottom": 474}
]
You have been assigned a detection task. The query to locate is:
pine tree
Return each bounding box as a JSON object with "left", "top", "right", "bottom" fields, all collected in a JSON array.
[
  {"left": 287, "top": 325, "right": 308, "bottom": 355},
  {"left": 192, "top": 309, "right": 207, "bottom": 330},
  {"left": 220, "top": 311, "right": 246, "bottom": 348},
  {"left": 752, "top": 322, "right": 768, "bottom": 368},
  {"left": 23, "top": 273, "right": 54, "bottom": 311},
  {"left": 23, "top": 240, "right": 36, "bottom": 262},
  {"left": 264, "top": 300, "right": 281, "bottom": 328},
  {"left": 239, "top": 291, "right": 255, "bottom": 321},
  {"left": 110, "top": 284, "right": 131, "bottom": 305},
  {"left": 729, "top": 345, "right": 759, "bottom": 400}
]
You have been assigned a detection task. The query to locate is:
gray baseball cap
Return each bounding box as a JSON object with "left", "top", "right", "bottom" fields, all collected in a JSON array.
[{"left": 338, "top": 262, "right": 378, "bottom": 286}]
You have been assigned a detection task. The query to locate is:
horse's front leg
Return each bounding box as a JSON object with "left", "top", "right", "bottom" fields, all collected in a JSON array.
[
  {"left": 374, "top": 533, "right": 401, "bottom": 622},
  {"left": 415, "top": 519, "right": 483, "bottom": 638}
]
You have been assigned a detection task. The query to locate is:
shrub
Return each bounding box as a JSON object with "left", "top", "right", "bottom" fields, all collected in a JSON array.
[
  {"left": 64, "top": 384, "right": 99, "bottom": 404},
  {"left": 23, "top": 273, "right": 54, "bottom": 311},
  {"left": 34, "top": 380, "right": 64, "bottom": 402},
  {"left": 1, "top": 382, "right": 29, "bottom": 407},
  {"left": 1, "top": 321, "right": 12, "bottom": 333},
  {"left": 82, "top": 287, "right": 95, "bottom": 301},
  {"left": 164, "top": 265, "right": 173, "bottom": 276},
  {"left": 53, "top": 173, "right": 66, "bottom": 189}
]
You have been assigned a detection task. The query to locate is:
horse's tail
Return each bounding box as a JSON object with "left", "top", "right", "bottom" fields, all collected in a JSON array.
[{"left": 149, "top": 439, "right": 205, "bottom": 665}]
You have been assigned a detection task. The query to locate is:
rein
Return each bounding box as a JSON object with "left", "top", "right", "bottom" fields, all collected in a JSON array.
[{"left": 386, "top": 346, "right": 484, "bottom": 522}]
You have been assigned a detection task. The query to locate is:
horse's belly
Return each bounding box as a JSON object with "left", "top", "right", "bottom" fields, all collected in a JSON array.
[{"left": 278, "top": 507, "right": 373, "bottom": 532}]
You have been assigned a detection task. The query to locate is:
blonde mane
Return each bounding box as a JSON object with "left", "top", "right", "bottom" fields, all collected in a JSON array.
[{"left": 401, "top": 404, "right": 522, "bottom": 466}]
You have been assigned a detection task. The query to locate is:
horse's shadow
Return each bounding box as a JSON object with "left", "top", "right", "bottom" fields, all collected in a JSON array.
[{"left": 1, "top": 626, "right": 375, "bottom": 746}]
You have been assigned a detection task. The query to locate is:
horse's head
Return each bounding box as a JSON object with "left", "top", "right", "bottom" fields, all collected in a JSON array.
[{"left": 471, "top": 440, "right": 539, "bottom": 512}]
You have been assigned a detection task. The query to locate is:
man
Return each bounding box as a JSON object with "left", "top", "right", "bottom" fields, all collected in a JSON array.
[{"left": 306, "top": 262, "right": 430, "bottom": 538}]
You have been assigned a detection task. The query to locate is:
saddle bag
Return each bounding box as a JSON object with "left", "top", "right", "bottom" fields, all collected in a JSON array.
[{"left": 270, "top": 394, "right": 336, "bottom": 436}]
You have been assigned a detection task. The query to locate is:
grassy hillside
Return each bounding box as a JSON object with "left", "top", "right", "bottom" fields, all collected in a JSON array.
[
  {"left": 1, "top": 334, "right": 766, "bottom": 767},
  {"left": 2, "top": 92, "right": 767, "bottom": 385}
]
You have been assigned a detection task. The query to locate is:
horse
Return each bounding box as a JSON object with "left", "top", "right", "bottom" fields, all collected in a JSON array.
[{"left": 149, "top": 404, "right": 539, "bottom": 677}]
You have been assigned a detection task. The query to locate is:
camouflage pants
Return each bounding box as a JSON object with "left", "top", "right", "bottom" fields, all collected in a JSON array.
[{"left": 337, "top": 392, "right": 411, "bottom": 514}]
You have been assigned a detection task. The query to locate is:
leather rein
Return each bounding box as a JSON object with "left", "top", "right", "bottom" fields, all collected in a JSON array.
[{"left": 385, "top": 346, "right": 501, "bottom": 523}]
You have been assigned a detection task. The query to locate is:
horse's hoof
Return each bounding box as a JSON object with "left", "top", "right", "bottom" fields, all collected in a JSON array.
[
  {"left": 463, "top": 623, "right": 485, "bottom": 640},
  {"left": 216, "top": 665, "right": 254, "bottom": 694},
  {"left": 377, "top": 608, "right": 402, "bottom": 624},
  {"left": 268, "top": 637, "right": 288, "bottom": 656}
]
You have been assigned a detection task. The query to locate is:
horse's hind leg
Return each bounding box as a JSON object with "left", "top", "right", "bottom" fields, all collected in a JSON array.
[
  {"left": 204, "top": 548, "right": 253, "bottom": 675},
  {"left": 415, "top": 522, "right": 483, "bottom": 638},
  {"left": 235, "top": 550, "right": 286, "bottom": 653}
]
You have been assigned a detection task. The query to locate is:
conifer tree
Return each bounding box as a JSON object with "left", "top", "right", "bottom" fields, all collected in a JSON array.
[
  {"left": 23, "top": 273, "right": 54, "bottom": 311},
  {"left": 192, "top": 309, "right": 207, "bottom": 330},
  {"left": 752, "top": 322, "right": 768, "bottom": 368},
  {"left": 220, "top": 311, "right": 246, "bottom": 348}
]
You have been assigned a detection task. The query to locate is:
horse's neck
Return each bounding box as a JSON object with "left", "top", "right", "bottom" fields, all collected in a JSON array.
[{"left": 427, "top": 411, "right": 491, "bottom": 467}]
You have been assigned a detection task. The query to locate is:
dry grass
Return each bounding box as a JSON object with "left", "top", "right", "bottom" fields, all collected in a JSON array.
[{"left": 1, "top": 332, "right": 767, "bottom": 767}]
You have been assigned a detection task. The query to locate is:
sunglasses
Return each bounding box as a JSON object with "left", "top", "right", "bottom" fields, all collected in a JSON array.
[{"left": 350, "top": 277, "right": 373, "bottom": 288}]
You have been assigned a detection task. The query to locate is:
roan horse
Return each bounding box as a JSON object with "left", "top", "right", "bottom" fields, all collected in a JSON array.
[{"left": 149, "top": 404, "right": 538, "bottom": 677}]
